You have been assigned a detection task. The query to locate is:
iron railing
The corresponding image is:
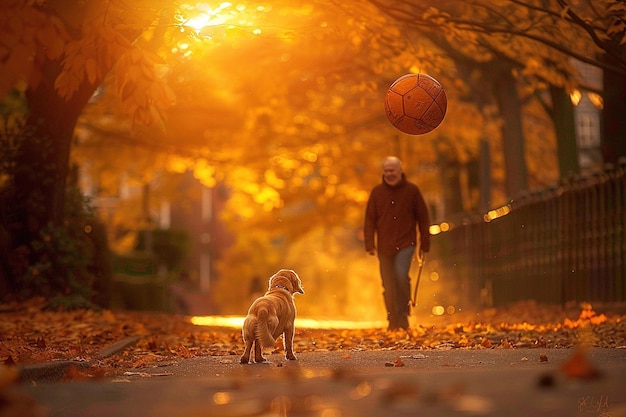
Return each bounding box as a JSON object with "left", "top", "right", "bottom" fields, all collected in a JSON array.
[{"left": 430, "top": 161, "right": 626, "bottom": 307}]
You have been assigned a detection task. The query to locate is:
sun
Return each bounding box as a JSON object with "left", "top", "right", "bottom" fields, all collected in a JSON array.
[
  {"left": 173, "top": 2, "right": 253, "bottom": 56},
  {"left": 176, "top": 2, "right": 265, "bottom": 39},
  {"left": 178, "top": 2, "right": 236, "bottom": 34}
]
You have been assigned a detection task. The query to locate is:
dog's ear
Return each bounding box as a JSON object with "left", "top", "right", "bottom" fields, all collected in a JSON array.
[{"left": 288, "top": 270, "right": 304, "bottom": 295}]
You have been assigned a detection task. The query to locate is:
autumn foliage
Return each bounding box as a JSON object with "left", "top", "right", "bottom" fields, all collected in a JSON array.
[{"left": 0, "top": 299, "right": 623, "bottom": 380}]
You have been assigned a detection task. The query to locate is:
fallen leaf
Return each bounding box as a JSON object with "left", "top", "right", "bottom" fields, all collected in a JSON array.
[
  {"left": 35, "top": 337, "right": 46, "bottom": 349},
  {"left": 0, "top": 299, "right": 624, "bottom": 379},
  {"left": 560, "top": 349, "right": 602, "bottom": 380}
]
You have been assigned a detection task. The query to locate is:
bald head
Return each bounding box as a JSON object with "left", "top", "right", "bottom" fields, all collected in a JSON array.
[
  {"left": 383, "top": 156, "right": 402, "bottom": 169},
  {"left": 382, "top": 156, "right": 403, "bottom": 186}
]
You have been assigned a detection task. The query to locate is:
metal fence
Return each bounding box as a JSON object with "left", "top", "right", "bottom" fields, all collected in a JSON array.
[{"left": 430, "top": 161, "right": 626, "bottom": 308}]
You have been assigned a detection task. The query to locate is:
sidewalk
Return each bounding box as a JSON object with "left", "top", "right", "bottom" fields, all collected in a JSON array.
[{"left": 19, "top": 347, "right": 626, "bottom": 417}]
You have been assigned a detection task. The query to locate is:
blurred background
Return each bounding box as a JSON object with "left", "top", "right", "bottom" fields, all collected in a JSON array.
[{"left": 1, "top": 0, "right": 624, "bottom": 321}]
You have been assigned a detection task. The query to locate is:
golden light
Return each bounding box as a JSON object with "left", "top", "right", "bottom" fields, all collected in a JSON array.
[
  {"left": 429, "top": 221, "right": 451, "bottom": 235},
  {"left": 432, "top": 305, "right": 445, "bottom": 316},
  {"left": 179, "top": 2, "right": 236, "bottom": 34},
  {"left": 166, "top": 155, "right": 191, "bottom": 173},
  {"left": 570, "top": 89, "right": 582, "bottom": 106},
  {"left": 483, "top": 204, "right": 511, "bottom": 222},
  {"left": 588, "top": 92, "right": 603, "bottom": 109},
  {"left": 193, "top": 159, "right": 217, "bottom": 187},
  {"left": 190, "top": 316, "right": 387, "bottom": 329}
]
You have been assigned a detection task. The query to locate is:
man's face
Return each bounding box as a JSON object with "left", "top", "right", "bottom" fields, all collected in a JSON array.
[{"left": 382, "top": 161, "right": 402, "bottom": 186}]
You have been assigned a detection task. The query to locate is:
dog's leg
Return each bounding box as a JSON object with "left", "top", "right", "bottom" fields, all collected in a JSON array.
[
  {"left": 253, "top": 339, "right": 266, "bottom": 363},
  {"left": 240, "top": 337, "right": 252, "bottom": 364},
  {"left": 283, "top": 325, "right": 297, "bottom": 360}
]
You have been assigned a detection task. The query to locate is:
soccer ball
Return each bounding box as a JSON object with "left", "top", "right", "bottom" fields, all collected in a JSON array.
[{"left": 384, "top": 73, "right": 447, "bottom": 135}]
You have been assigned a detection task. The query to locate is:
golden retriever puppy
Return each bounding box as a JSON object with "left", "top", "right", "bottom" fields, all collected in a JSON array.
[{"left": 240, "top": 269, "right": 304, "bottom": 364}]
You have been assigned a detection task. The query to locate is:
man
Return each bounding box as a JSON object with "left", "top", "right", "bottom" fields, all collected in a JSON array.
[{"left": 364, "top": 156, "right": 431, "bottom": 330}]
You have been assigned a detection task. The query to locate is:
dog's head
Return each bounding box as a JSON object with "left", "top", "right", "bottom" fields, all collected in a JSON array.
[{"left": 268, "top": 269, "right": 304, "bottom": 295}]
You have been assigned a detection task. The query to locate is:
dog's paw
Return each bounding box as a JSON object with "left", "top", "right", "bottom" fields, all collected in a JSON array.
[
  {"left": 285, "top": 354, "right": 297, "bottom": 361},
  {"left": 254, "top": 357, "right": 268, "bottom": 364},
  {"left": 240, "top": 357, "right": 250, "bottom": 364}
]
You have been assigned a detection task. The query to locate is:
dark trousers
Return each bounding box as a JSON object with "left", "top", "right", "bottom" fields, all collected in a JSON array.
[{"left": 377, "top": 246, "right": 415, "bottom": 330}]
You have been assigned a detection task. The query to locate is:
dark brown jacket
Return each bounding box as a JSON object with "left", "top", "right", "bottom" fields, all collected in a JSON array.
[{"left": 364, "top": 175, "right": 430, "bottom": 255}]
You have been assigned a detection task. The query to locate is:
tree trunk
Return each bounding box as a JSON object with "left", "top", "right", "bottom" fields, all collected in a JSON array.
[
  {"left": 11, "top": 58, "right": 96, "bottom": 247},
  {"left": 549, "top": 85, "right": 580, "bottom": 177},
  {"left": 601, "top": 67, "right": 626, "bottom": 164},
  {"left": 492, "top": 64, "right": 528, "bottom": 197},
  {"left": 434, "top": 138, "right": 464, "bottom": 217}
]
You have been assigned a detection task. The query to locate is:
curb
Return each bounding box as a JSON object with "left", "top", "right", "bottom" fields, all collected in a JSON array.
[{"left": 17, "top": 335, "right": 142, "bottom": 383}]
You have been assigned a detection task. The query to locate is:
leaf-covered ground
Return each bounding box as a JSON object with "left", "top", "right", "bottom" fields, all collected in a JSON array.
[{"left": 1, "top": 299, "right": 624, "bottom": 378}]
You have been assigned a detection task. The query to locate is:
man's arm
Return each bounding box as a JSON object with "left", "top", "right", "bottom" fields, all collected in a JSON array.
[{"left": 363, "top": 191, "right": 377, "bottom": 254}]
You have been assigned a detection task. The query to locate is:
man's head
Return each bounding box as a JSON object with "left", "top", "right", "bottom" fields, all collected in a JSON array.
[{"left": 382, "top": 156, "right": 403, "bottom": 186}]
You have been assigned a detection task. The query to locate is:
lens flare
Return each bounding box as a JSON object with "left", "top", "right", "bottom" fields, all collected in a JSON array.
[{"left": 432, "top": 305, "right": 445, "bottom": 316}]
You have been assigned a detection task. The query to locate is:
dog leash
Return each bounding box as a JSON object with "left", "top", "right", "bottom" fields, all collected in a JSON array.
[{"left": 409, "top": 250, "right": 425, "bottom": 308}]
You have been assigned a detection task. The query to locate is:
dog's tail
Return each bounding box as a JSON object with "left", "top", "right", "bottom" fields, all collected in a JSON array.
[{"left": 255, "top": 306, "right": 277, "bottom": 348}]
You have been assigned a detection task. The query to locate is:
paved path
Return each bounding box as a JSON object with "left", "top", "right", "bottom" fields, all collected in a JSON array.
[{"left": 20, "top": 348, "right": 626, "bottom": 417}]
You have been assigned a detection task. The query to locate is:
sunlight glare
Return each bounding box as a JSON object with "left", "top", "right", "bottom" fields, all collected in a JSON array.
[
  {"left": 483, "top": 204, "right": 511, "bottom": 222},
  {"left": 190, "top": 316, "right": 387, "bottom": 329},
  {"left": 570, "top": 89, "right": 582, "bottom": 106},
  {"left": 432, "top": 305, "right": 445, "bottom": 316},
  {"left": 181, "top": 2, "right": 235, "bottom": 34}
]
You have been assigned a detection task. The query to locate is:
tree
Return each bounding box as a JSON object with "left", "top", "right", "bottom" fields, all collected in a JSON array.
[
  {"left": 1, "top": 0, "right": 580, "bottom": 311},
  {"left": 358, "top": 0, "right": 626, "bottom": 193},
  {"left": 0, "top": 0, "right": 177, "bottom": 296},
  {"left": 558, "top": 0, "right": 626, "bottom": 163}
]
